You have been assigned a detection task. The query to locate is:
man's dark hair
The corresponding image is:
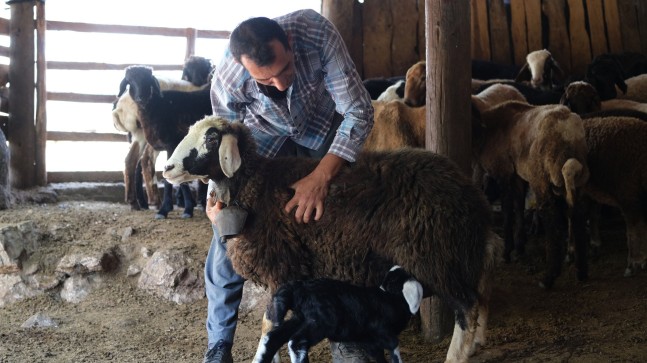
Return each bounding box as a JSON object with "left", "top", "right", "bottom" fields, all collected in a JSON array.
[{"left": 229, "top": 17, "right": 290, "bottom": 66}]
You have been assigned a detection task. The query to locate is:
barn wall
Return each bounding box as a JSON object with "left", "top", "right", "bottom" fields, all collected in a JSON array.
[{"left": 323, "top": 0, "right": 647, "bottom": 79}]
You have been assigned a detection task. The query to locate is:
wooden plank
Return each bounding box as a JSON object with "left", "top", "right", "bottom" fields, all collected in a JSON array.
[
  {"left": 509, "top": 0, "right": 529, "bottom": 65},
  {"left": 48, "top": 171, "right": 126, "bottom": 183},
  {"left": 47, "top": 131, "right": 128, "bottom": 142},
  {"left": 48, "top": 92, "right": 116, "bottom": 103},
  {"left": 362, "top": 0, "right": 393, "bottom": 77},
  {"left": 185, "top": 28, "right": 196, "bottom": 61},
  {"left": 637, "top": 0, "right": 647, "bottom": 55},
  {"left": 542, "top": 0, "right": 572, "bottom": 74},
  {"left": 0, "top": 17, "right": 9, "bottom": 35},
  {"left": 391, "top": 0, "right": 420, "bottom": 76},
  {"left": 0, "top": 45, "right": 9, "bottom": 58},
  {"left": 8, "top": 1, "right": 37, "bottom": 188},
  {"left": 323, "top": 0, "right": 363, "bottom": 76},
  {"left": 470, "top": 0, "right": 491, "bottom": 60},
  {"left": 586, "top": 0, "right": 609, "bottom": 56},
  {"left": 567, "top": 0, "right": 592, "bottom": 77},
  {"left": 604, "top": 0, "right": 623, "bottom": 53},
  {"left": 47, "top": 61, "right": 183, "bottom": 71},
  {"left": 525, "top": 0, "right": 543, "bottom": 52},
  {"left": 489, "top": 0, "right": 512, "bottom": 64},
  {"left": 352, "top": 0, "right": 365, "bottom": 78},
  {"left": 417, "top": 0, "right": 426, "bottom": 63},
  {"left": 46, "top": 20, "right": 230, "bottom": 39},
  {"left": 36, "top": 1, "right": 47, "bottom": 186},
  {"left": 616, "top": 0, "right": 641, "bottom": 52}
]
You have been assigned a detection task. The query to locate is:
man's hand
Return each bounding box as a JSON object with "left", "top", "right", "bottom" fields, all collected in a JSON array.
[
  {"left": 284, "top": 153, "right": 345, "bottom": 223},
  {"left": 206, "top": 196, "right": 225, "bottom": 225}
]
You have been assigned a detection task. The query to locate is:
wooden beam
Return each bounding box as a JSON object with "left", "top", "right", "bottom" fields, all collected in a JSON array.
[
  {"left": 48, "top": 171, "right": 125, "bottom": 183},
  {"left": 35, "top": 0, "right": 47, "bottom": 186},
  {"left": 616, "top": 0, "right": 641, "bottom": 52},
  {"left": 8, "top": 0, "right": 36, "bottom": 189},
  {"left": 543, "top": 0, "right": 572, "bottom": 74},
  {"left": 391, "top": 0, "right": 420, "bottom": 75},
  {"left": 46, "top": 20, "right": 230, "bottom": 39},
  {"left": 587, "top": 0, "right": 609, "bottom": 57},
  {"left": 525, "top": 0, "right": 543, "bottom": 52},
  {"left": 568, "top": 0, "right": 592, "bottom": 77},
  {"left": 47, "top": 61, "right": 183, "bottom": 71},
  {"left": 423, "top": 0, "right": 472, "bottom": 342},
  {"left": 471, "top": 0, "right": 491, "bottom": 60},
  {"left": 510, "top": 0, "right": 529, "bottom": 65},
  {"left": 47, "top": 131, "right": 128, "bottom": 142},
  {"left": 489, "top": 0, "right": 512, "bottom": 64},
  {"left": 604, "top": 0, "right": 623, "bottom": 53},
  {"left": 47, "top": 92, "right": 116, "bottom": 103},
  {"left": 362, "top": 0, "right": 393, "bottom": 77}
]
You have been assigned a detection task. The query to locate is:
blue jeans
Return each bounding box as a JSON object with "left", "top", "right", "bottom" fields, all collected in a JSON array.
[{"left": 205, "top": 114, "right": 343, "bottom": 347}]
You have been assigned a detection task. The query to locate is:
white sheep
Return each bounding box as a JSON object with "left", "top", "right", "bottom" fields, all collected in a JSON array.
[
  {"left": 617, "top": 74, "right": 647, "bottom": 103},
  {"left": 472, "top": 96, "right": 590, "bottom": 288}
]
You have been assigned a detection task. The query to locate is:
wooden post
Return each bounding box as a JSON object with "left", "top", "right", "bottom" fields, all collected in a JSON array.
[
  {"left": 35, "top": 0, "right": 46, "bottom": 186},
  {"left": 422, "top": 0, "right": 472, "bottom": 342},
  {"left": 7, "top": 0, "right": 36, "bottom": 189},
  {"left": 185, "top": 27, "right": 197, "bottom": 60}
]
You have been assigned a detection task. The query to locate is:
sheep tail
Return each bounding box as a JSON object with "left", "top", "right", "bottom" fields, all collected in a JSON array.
[{"left": 561, "top": 158, "right": 584, "bottom": 208}]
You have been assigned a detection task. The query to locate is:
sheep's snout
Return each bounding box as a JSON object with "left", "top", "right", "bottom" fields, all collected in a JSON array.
[{"left": 164, "top": 164, "right": 175, "bottom": 172}]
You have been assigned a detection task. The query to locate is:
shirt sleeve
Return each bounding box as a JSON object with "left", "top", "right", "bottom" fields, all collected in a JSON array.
[
  {"left": 316, "top": 12, "right": 374, "bottom": 162},
  {"left": 209, "top": 52, "right": 248, "bottom": 123}
]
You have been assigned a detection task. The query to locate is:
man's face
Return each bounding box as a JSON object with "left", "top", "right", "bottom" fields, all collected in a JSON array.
[{"left": 241, "top": 39, "right": 295, "bottom": 92}]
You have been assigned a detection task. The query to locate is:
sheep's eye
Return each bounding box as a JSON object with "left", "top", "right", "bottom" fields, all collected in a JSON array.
[{"left": 205, "top": 133, "right": 220, "bottom": 146}]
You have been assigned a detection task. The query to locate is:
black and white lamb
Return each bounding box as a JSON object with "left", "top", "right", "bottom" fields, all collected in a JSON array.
[
  {"left": 163, "top": 116, "right": 502, "bottom": 363},
  {"left": 252, "top": 265, "right": 423, "bottom": 363},
  {"left": 118, "top": 65, "right": 213, "bottom": 219}
]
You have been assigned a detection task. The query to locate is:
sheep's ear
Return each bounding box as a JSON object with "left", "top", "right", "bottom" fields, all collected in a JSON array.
[
  {"left": 403, "top": 279, "right": 424, "bottom": 314},
  {"left": 514, "top": 63, "right": 531, "bottom": 82},
  {"left": 118, "top": 79, "right": 128, "bottom": 97},
  {"left": 200, "top": 177, "right": 210, "bottom": 184},
  {"left": 219, "top": 134, "right": 241, "bottom": 178},
  {"left": 151, "top": 77, "right": 162, "bottom": 96}
]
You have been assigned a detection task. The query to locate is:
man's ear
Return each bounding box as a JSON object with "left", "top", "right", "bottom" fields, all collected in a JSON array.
[{"left": 286, "top": 31, "right": 293, "bottom": 50}]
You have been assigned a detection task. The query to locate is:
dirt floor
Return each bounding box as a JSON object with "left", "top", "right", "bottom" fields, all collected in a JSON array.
[{"left": 0, "top": 196, "right": 646, "bottom": 363}]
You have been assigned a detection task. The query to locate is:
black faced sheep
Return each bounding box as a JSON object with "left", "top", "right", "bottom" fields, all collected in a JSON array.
[
  {"left": 583, "top": 52, "right": 647, "bottom": 101},
  {"left": 472, "top": 98, "right": 590, "bottom": 288},
  {"left": 252, "top": 265, "right": 423, "bottom": 363},
  {"left": 163, "top": 116, "right": 502, "bottom": 363},
  {"left": 118, "top": 65, "right": 213, "bottom": 219},
  {"left": 181, "top": 55, "right": 213, "bottom": 87}
]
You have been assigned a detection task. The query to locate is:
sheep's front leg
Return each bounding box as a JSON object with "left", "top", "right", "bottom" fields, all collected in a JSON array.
[
  {"left": 124, "top": 141, "right": 141, "bottom": 210},
  {"left": 179, "top": 183, "right": 196, "bottom": 218},
  {"left": 155, "top": 179, "right": 174, "bottom": 219},
  {"left": 140, "top": 143, "right": 160, "bottom": 208},
  {"left": 253, "top": 312, "right": 282, "bottom": 363}
]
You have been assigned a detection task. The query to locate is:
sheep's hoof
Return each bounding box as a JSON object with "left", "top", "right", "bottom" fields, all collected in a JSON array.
[
  {"left": 181, "top": 212, "right": 193, "bottom": 219},
  {"left": 154, "top": 213, "right": 167, "bottom": 220}
]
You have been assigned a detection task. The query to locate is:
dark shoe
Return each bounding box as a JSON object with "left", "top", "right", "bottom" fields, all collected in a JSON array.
[{"left": 203, "top": 340, "right": 233, "bottom": 363}]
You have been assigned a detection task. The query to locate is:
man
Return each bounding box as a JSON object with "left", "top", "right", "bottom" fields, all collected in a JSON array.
[{"left": 203, "top": 9, "right": 374, "bottom": 363}]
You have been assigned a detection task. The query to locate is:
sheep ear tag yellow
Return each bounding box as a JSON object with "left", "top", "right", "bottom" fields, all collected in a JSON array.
[
  {"left": 215, "top": 205, "right": 248, "bottom": 237},
  {"left": 219, "top": 134, "right": 241, "bottom": 178}
]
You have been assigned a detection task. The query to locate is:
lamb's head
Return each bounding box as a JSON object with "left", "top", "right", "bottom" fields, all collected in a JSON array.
[
  {"left": 380, "top": 266, "right": 424, "bottom": 315},
  {"left": 515, "top": 49, "right": 564, "bottom": 90},
  {"left": 584, "top": 55, "right": 628, "bottom": 100},
  {"left": 119, "top": 65, "right": 161, "bottom": 106},
  {"left": 163, "top": 116, "right": 256, "bottom": 185},
  {"left": 560, "top": 81, "right": 601, "bottom": 115},
  {"left": 403, "top": 60, "right": 426, "bottom": 107},
  {"left": 182, "top": 56, "right": 214, "bottom": 86}
]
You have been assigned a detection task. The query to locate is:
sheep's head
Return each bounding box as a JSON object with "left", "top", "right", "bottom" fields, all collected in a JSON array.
[
  {"left": 403, "top": 61, "right": 426, "bottom": 107},
  {"left": 119, "top": 66, "right": 161, "bottom": 106},
  {"left": 380, "top": 266, "right": 423, "bottom": 315},
  {"left": 560, "top": 81, "right": 601, "bottom": 115},
  {"left": 163, "top": 116, "right": 256, "bottom": 185},
  {"left": 584, "top": 56, "right": 628, "bottom": 100},
  {"left": 182, "top": 56, "right": 214, "bottom": 86},
  {"left": 515, "top": 49, "right": 564, "bottom": 90}
]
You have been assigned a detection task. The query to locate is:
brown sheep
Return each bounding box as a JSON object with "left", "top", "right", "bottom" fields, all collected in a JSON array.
[{"left": 163, "top": 116, "right": 502, "bottom": 363}]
